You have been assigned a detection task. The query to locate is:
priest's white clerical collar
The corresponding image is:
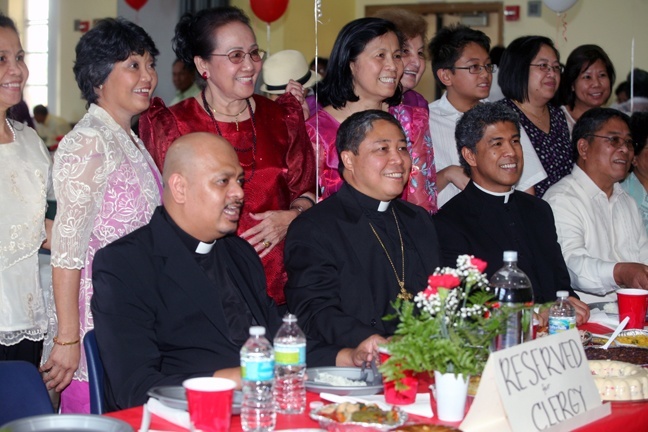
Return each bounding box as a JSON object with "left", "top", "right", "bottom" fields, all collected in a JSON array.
[
  {"left": 474, "top": 182, "right": 515, "bottom": 204},
  {"left": 195, "top": 240, "right": 216, "bottom": 254},
  {"left": 377, "top": 201, "right": 391, "bottom": 212}
]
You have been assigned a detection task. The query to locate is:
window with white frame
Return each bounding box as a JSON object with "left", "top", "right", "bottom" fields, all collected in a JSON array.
[{"left": 23, "top": 0, "right": 49, "bottom": 109}]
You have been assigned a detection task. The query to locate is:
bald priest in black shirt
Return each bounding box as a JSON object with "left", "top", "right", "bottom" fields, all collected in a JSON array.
[
  {"left": 91, "top": 133, "right": 335, "bottom": 410},
  {"left": 433, "top": 103, "right": 589, "bottom": 325}
]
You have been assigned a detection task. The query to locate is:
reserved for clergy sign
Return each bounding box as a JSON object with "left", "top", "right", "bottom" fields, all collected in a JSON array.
[{"left": 461, "top": 328, "right": 610, "bottom": 432}]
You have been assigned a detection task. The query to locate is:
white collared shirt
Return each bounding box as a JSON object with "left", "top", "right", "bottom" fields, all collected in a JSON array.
[
  {"left": 543, "top": 165, "right": 648, "bottom": 302},
  {"left": 428, "top": 93, "right": 547, "bottom": 207}
]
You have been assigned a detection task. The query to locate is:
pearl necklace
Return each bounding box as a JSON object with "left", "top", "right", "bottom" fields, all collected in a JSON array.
[{"left": 5, "top": 118, "right": 15, "bottom": 142}]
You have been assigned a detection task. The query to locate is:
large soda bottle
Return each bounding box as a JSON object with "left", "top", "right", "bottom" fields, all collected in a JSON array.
[
  {"left": 491, "top": 251, "right": 535, "bottom": 350},
  {"left": 273, "top": 313, "right": 307, "bottom": 414},
  {"left": 548, "top": 291, "right": 576, "bottom": 335},
  {"left": 240, "top": 326, "right": 276, "bottom": 432}
]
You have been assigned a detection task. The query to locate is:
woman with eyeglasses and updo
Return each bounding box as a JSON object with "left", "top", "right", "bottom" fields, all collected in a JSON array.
[
  {"left": 140, "top": 6, "right": 315, "bottom": 306},
  {"left": 498, "top": 36, "right": 572, "bottom": 197}
]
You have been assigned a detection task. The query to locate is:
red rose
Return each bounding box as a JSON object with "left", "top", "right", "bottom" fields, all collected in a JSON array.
[
  {"left": 471, "top": 257, "right": 488, "bottom": 273},
  {"left": 427, "top": 274, "right": 461, "bottom": 290},
  {"left": 423, "top": 286, "right": 438, "bottom": 297}
]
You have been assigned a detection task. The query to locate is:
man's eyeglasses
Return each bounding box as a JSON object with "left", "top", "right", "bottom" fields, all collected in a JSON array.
[
  {"left": 210, "top": 48, "right": 266, "bottom": 64},
  {"left": 450, "top": 64, "right": 497, "bottom": 74},
  {"left": 585, "top": 134, "right": 635, "bottom": 150},
  {"left": 530, "top": 63, "right": 564, "bottom": 74}
]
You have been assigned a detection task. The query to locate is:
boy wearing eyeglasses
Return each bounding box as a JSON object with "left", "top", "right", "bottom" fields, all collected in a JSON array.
[{"left": 428, "top": 24, "right": 546, "bottom": 207}]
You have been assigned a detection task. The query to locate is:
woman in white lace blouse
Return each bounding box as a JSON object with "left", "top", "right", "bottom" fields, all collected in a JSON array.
[
  {"left": 0, "top": 14, "right": 52, "bottom": 367},
  {"left": 40, "top": 18, "right": 162, "bottom": 413}
]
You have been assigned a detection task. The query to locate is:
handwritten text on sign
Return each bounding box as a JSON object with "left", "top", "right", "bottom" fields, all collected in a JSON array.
[{"left": 493, "top": 329, "right": 602, "bottom": 431}]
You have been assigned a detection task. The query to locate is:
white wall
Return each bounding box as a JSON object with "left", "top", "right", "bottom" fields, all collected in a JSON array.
[{"left": 53, "top": 0, "right": 118, "bottom": 122}]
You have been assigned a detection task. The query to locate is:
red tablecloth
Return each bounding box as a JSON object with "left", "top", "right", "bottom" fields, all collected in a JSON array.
[
  {"left": 106, "top": 390, "right": 648, "bottom": 432},
  {"left": 106, "top": 322, "right": 648, "bottom": 431}
]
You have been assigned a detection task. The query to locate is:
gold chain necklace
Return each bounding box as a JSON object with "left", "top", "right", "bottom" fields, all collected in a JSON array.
[
  {"left": 210, "top": 104, "right": 248, "bottom": 132},
  {"left": 368, "top": 207, "right": 412, "bottom": 301}
]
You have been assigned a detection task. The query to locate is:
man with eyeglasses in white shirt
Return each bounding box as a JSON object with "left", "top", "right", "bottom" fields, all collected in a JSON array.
[{"left": 544, "top": 107, "right": 648, "bottom": 303}]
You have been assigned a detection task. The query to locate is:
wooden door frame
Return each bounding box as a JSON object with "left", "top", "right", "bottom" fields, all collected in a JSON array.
[{"left": 365, "top": 2, "right": 504, "bottom": 45}]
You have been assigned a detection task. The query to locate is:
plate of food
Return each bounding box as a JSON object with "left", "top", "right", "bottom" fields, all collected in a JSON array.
[
  {"left": 147, "top": 386, "right": 242, "bottom": 414},
  {"left": 607, "top": 329, "right": 648, "bottom": 349},
  {"left": 310, "top": 402, "right": 407, "bottom": 431},
  {"left": 306, "top": 367, "right": 383, "bottom": 396}
]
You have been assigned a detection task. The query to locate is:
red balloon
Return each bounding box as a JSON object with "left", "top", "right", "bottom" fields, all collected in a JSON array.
[
  {"left": 125, "top": 0, "right": 148, "bottom": 11},
  {"left": 250, "top": 0, "right": 289, "bottom": 24}
]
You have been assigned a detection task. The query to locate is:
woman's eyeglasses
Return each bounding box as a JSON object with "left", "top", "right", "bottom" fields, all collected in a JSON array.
[
  {"left": 530, "top": 63, "right": 564, "bottom": 74},
  {"left": 210, "top": 48, "right": 266, "bottom": 64},
  {"left": 450, "top": 64, "right": 497, "bottom": 74}
]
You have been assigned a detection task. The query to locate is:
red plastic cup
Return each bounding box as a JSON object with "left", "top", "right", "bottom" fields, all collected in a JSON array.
[
  {"left": 617, "top": 288, "right": 648, "bottom": 329},
  {"left": 183, "top": 377, "right": 236, "bottom": 432}
]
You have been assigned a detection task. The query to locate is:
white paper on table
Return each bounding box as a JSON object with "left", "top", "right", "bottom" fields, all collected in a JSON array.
[
  {"left": 588, "top": 308, "right": 619, "bottom": 330},
  {"left": 319, "top": 392, "right": 433, "bottom": 418},
  {"left": 142, "top": 397, "right": 190, "bottom": 430}
]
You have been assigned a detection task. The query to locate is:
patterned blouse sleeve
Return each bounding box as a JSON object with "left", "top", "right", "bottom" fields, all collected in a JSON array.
[
  {"left": 275, "top": 92, "right": 316, "bottom": 200},
  {"left": 50, "top": 128, "right": 112, "bottom": 269}
]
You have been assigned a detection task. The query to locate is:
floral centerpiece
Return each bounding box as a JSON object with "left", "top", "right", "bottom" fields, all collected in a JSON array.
[{"left": 380, "top": 255, "right": 516, "bottom": 384}]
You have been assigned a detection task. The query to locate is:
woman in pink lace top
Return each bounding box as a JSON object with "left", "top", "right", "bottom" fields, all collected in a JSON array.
[
  {"left": 306, "top": 18, "right": 437, "bottom": 213},
  {"left": 40, "top": 19, "right": 162, "bottom": 413}
]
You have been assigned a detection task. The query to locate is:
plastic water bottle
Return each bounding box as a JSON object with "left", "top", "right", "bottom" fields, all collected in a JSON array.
[
  {"left": 241, "top": 326, "right": 276, "bottom": 432},
  {"left": 273, "top": 313, "right": 307, "bottom": 414},
  {"left": 548, "top": 291, "right": 576, "bottom": 335},
  {"left": 491, "top": 251, "right": 535, "bottom": 350}
]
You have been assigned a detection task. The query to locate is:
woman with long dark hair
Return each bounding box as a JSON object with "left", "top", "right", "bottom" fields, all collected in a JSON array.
[{"left": 307, "top": 17, "right": 437, "bottom": 212}]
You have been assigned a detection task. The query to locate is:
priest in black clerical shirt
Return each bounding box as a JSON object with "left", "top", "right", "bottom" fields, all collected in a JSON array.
[
  {"left": 91, "top": 133, "right": 336, "bottom": 411},
  {"left": 284, "top": 110, "right": 441, "bottom": 368},
  {"left": 432, "top": 102, "right": 590, "bottom": 325}
]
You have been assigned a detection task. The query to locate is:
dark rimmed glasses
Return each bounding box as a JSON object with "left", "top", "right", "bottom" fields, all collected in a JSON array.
[
  {"left": 450, "top": 64, "right": 497, "bottom": 74},
  {"left": 210, "top": 48, "right": 266, "bottom": 64},
  {"left": 530, "top": 63, "right": 564, "bottom": 74},
  {"left": 585, "top": 134, "right": 635, "bottom": 150}
]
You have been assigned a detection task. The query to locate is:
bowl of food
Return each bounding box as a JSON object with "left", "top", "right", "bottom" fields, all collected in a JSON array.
[{"left": 310, "top": 402, "right": 407, "bottom": 432}]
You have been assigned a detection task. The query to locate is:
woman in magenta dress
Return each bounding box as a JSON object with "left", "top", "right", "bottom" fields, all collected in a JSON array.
[
  {"left": 140, "top": 6, "right": 315, "bottom": 305},
  {"left": 306, "top": 18, "right": 437, "bottom": 213}
]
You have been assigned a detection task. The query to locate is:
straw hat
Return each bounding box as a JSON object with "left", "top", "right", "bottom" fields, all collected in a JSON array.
[{"left": 261, "top": 50, "right": 321, "bottom": 94}]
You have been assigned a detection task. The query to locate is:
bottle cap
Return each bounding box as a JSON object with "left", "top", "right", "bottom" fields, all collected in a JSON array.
[
  {"left": 503, "top": 251, "right": 518, "bottom": 262},
  {"left": 556, "top": 290, "right": 569, "bottom": 299},
  {"left": 249, "top": 326, "right": 266, "bottom": 336},
  {"left": 283, "top": 313, "right": 298, "bottom": 323}
]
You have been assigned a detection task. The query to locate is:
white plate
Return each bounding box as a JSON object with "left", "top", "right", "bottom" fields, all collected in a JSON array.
[
  {"left": 306, "top": 367, "right": 383, "bottom": 396},
  {"left": 147, "top": 386, "right": 242, "bottom": 414},
  {"left": 589, "top": 301, "right": 648, "bottom": 320},
  {"left": 1, "top": 414, "right": 133, "bottom": 431}
]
